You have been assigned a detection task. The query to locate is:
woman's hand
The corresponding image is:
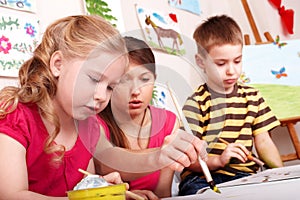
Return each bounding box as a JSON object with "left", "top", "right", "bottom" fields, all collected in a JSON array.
[{"left": 126, "top": 190, "right": 159, "bottom": 200}]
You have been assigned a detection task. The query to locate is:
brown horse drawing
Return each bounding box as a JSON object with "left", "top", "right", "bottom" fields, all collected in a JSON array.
[{"left": 145, "top": 15, "right": 183, "bottom": 53}]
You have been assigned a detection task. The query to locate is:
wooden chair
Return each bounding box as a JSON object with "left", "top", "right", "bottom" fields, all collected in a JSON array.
[{"left": 276, "top": 117, "right": 300, "bottom": 162}]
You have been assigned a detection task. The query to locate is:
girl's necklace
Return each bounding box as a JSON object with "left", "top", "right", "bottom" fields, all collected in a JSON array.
[{"left": 137, "top": 108, "right": 148, "bottom": 149}]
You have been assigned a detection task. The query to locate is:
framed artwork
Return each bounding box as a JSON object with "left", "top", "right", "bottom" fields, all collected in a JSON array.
[
  {"left": 168, "top": 0, "right": 201, "bottom": 15},
  {"left": 0, "top": 0, "right": 37, "bottom": 13},
  {"left": 0, "top": 12, "right": 39, "bottom": 77},
  {"left": 241, "top": 38, "right": 300, "bottom": 119},
  {"left": 136, "top": 5, "right": 185, "bottom": 56}
]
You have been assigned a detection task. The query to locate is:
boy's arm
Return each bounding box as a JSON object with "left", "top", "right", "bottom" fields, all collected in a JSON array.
[
  {"left": 254, "top": 131, "right": 283, "bottom": 168},
  {"left": 186, "top": 141, "right": 250, "bottom": 172}
]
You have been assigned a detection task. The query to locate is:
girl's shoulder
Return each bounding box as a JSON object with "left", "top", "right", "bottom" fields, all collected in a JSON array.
[
  {"left": 0, "top": 102, "right": 44, "bottom": 148},
  {"left": 149, "top": 105, "right": 177, "bottom": 136},
  {"left": 149, "top": 105, "right": 176, "bottom": 118},
  {"left": 2, "top": 102, "right": 40, "bottom": 123}
]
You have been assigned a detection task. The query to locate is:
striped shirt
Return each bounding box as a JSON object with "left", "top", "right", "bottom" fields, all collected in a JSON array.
[{"left": 182, "top": 83, "right": 280, "bottom": 177}]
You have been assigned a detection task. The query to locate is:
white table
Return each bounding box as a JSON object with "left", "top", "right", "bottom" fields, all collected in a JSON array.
[{"left": 163, "top": 165, "right": 300, "bottom": 200}]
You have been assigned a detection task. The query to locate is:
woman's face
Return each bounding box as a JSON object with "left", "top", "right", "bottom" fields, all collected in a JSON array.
[
  {"left": 111, "top": 62, "right": 155, "bottom": 119},
  {"left": 54, "top": 52, "right": 128, "bottom": 120}
]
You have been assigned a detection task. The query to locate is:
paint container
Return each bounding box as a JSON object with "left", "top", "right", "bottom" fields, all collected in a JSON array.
[{"left": 67, "top": 183, "right": 127, "bottom": 200}]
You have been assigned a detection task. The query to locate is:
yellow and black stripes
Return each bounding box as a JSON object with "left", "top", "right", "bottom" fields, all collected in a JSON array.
[{"left": 181, "top": 83, "right": 280, "bottom": 178}]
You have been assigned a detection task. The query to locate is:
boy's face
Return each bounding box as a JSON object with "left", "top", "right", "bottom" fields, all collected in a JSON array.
[{"left": 197, "top": 44, "right": 243, "bottom": 94}]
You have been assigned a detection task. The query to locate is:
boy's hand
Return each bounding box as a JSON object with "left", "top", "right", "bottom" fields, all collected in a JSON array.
[{"left": 219, "top": 143, "right": 249, "bottom": 166}]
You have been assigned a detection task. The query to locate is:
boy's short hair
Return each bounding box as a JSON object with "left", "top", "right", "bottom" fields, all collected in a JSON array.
[{"left": 193, "top": 15, "right": 243, "bottom": 57}]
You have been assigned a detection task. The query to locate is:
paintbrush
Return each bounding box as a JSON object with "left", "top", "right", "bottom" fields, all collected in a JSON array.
[
  {"left": 78, "top": 169, "right": 145, "bottom": 200},
  {"left": 166, "top": 83, "right": 221, "bottom": 194},
  {"left": 218, "top": 138, "right": 265, "bottom": 167}
]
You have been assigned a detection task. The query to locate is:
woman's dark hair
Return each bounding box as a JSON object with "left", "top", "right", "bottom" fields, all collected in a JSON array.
[
  {"left": 99, "top": 36, "right": 156, "bottom": 148},
  {"left": 124, "top": 36, "right": 156, "bottom": 76}
]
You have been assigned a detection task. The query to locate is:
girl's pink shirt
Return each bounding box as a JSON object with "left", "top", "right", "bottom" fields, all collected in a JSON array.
[
  {"left": 101, "top": 105, "right": 176, "bottom": 191},
  {"left": 0, "top": 103, "right": 100, "bottom": 196}
]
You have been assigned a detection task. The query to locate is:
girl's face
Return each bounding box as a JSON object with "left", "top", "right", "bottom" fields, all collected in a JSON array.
[
  {"left": 53, "top": 52, "right": 127, "bottom": 120},
  {"left": 199, "top": 44, "right": 242, "bottom": 94},
  {"left": 111, "top": 62, "right": 155, "bottom": 119}
]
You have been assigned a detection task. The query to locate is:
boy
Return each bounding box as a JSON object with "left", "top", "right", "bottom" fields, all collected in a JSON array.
[{"left": 178, "top": 15, "right": 283, "bottom": 196}]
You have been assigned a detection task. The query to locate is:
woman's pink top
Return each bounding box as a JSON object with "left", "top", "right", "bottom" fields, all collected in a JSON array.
[
  {"left": 102, "top": 106, "right": 177, "bottom": 191},
  {"left": 0, "top": 103, "right": 100, "bottom": 196}
]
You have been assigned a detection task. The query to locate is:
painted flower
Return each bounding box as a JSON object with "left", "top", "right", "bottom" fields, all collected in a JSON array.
[
  {"left": 0, "top": 35, "right": 12, "bottom": 54},
  {"left": 24, "top": 23, "right": 37, "bottom": 37}
]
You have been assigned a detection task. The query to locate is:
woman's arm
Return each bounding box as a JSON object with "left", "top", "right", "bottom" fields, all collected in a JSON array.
[
  {"left": 154, "top": 167, "right": 174, "bottom": 198},
  {"left": 0, "top": 134, "right": 68, "bottom": 200},
  {"left": 94, "top": 124, "right": 207, "bottom": 179}
]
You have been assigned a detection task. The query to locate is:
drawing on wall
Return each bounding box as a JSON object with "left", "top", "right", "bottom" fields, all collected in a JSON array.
[
  {"left": 136, "top": 5, "right": 185, "bottom": 56},
  {"left": 151, "top": 85, "right": 167, "bottom": 108},
  {"left": 85, "top": 0, "right": 117, "bottom": 27},
  {"left": 0, "top": 13, "right": 39, "bottom": 77},
  {"left": 273, "top": 35, "right": 287, "bottom": 48},
  {"left": 241, "top": 39, "right": 300, "bottom": 119},
  {"left": 168, "top": 0, "right": 201, "bottom": 15},
  {"left": 0, "top": 0, "right": 37, "bottom": 13}
]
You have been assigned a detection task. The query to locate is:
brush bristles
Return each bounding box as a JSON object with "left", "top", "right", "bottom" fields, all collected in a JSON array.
[{"left": 209, "top": 181, "right": 221, "bottom": 194}]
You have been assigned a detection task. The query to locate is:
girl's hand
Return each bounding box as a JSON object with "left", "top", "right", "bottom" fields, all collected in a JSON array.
[
  {"left": 160, "top": 129, "right": 208, "bottom": 172},
  {"left": 127, "top": 190, "right": 159, "bottom": 200},
  {"left": 102, "top": 172, "right": 129, "bottom": 189}
]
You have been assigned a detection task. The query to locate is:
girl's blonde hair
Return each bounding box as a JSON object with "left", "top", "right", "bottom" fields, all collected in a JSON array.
[{"left": 0, "top": 15, "right": 127, "bottom": 162}]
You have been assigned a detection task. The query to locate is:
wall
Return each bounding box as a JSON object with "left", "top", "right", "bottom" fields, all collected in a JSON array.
[
  {"left": 36, "top": 0, "right": 85, "bottom": 32},
  {"left": 0, "top": 0, "right": 85, "bottom": 88},
  {"left": 0, "top": 0, "right": 300, "bottom": 165},
  {"left": 121, "top": 0, "right": 300, "bottom": 41},
  {"left": 117, "top": 0, "right": 300, "bottom": 165},
  {"left": 118, "top": 0, "right": 300, "bottom": 104}
]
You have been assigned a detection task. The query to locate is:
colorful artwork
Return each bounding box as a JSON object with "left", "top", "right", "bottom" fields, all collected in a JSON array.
[
  {"left": 271, "top": 67, "right": 288, "bottom": 79},
  {"left": 151, "top": 85, "right": 167, "bottom": 109},
  {"left": 168, "top": 0, "right": 201, "bottom": 15},
  {"left": 0, "top": 13, "right": 39, "bottom": 77},
  {"left": 273, "top": 35, "right": 287, "bottom": 49},
  {"left": 238, "top": 72, "right": 251, "bottom": 84},
  {"left": 0, "top": 0, "right": 37, "bottom": 13},
  {"left": 85, "top": 0, "right": 117, "bottom": 27},
  {"left": 136, "top": 5, "right": 185, "bottom": 56},
  {"left": 242, "top": 39, "right": 300, "bottom": 119}
]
